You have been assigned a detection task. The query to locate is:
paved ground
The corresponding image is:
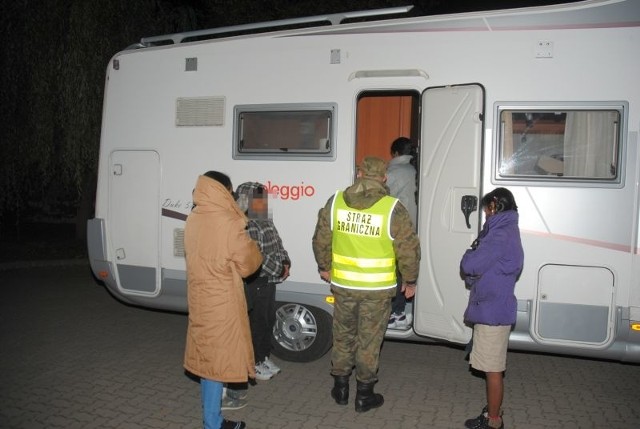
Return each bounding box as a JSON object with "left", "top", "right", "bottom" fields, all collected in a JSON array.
[{"left": 1, "top": 263, "right": 639, "bottom": 429}]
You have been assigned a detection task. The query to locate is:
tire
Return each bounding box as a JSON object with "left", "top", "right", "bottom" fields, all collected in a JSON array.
[{"left": 271, "top": 301, "right": 333, "bottom": 362}]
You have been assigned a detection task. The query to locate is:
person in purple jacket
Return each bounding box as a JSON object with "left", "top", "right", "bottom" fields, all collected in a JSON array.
[{"left": 461, "top": 187, "right": 524, "bottom": 429}]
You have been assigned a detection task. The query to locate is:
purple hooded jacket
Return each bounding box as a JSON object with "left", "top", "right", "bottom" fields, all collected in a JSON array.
[{"left": 461, "top": 210, "right": 524, "bottom": 326}]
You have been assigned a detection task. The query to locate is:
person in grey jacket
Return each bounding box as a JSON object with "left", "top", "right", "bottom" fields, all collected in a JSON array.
[
  {"left": 386, "top": 137, "right": 418, "bottom": 329},
  {"left": 460, "top": 187, "right": 524, "bottom": 429}
]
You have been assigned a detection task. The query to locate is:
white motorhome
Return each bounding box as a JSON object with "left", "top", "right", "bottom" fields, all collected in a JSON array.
[{"left": 88, "top": 0, "right": 640, "bottom": 363}]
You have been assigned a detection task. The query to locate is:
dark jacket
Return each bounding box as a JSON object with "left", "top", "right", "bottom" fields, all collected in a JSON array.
[{"left": 461, "top": 210, "right": 524, "bottom": 326}]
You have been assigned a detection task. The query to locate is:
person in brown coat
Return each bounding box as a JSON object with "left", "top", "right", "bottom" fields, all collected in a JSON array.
[{"left": 184, "top": 171, "right": 263, "bottom": 429}]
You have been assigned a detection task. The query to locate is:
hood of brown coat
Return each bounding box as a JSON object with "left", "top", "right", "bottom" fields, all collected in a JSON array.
[{"left": 192, "top": 175, "right": 246, "bottom": 218}]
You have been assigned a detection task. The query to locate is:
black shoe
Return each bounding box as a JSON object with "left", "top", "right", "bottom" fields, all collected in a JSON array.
[
  {"left": 331, "top": 375, "right": 349, "bottom": 405},
  {"left": 465, "top": 406, "right": 504, "bottom": 429},
  {"left": 221, "top": 419, "right": 246, "bottom": 429},
  {"left": 465, "top": 406, "right": 488, "bottom": 429},
  {"left": 354, "top": 380, "right": 384, "bottom": 413}
]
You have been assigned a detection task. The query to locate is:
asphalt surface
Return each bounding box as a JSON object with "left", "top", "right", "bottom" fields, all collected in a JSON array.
[{"left": 1, "top": 262, "right": 639, "bottom": 429}]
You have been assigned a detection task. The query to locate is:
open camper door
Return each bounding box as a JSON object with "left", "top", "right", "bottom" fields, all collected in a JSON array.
[{"left": 413, "top": 84, "right": 483, "bottom": 344}]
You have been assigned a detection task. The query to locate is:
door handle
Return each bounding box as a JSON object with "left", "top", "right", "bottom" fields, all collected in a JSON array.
[{"left": 461, "top": 195, "right": 478, "bottom": 229}]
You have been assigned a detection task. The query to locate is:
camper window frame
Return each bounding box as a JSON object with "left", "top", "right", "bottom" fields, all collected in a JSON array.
[
  {"left": 232, "top": 103, "right": 337, "bottom": 161},
  {"left": 493, "top": 101, "right": 627, "bottom": 188}
]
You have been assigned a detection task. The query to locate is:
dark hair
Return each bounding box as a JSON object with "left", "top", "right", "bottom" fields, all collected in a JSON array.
[
  {"left": 390, "top": 137, "right": 413, "bottom": 156},
  {"left": 481, "top": 187, "right": 518, "bottom": 212},
  {"left": 203, "top": 171, "right": 232, "bottom": 192}
]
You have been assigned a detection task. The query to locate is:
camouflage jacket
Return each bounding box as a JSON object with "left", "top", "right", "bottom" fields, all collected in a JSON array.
[{"left": 312, "top": 177, "right": 421, "bottom": 283}]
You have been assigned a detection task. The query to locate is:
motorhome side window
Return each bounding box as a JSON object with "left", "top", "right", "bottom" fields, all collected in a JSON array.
[
  {"left": 497, "top": 108, "right": 622, "bottom": 181},
  {"left": 234, "top": 103, "right": 336, "bottom": 159}
]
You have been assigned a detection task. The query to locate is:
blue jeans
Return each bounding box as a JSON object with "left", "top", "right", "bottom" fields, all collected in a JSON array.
[{"left": 201, "top": 378, "right": 223, "bottom": 429}]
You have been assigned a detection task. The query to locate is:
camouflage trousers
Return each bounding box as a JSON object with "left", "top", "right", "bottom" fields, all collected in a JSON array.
[{"left": 330, "top": 285, "right": 395, "bottom": 383}]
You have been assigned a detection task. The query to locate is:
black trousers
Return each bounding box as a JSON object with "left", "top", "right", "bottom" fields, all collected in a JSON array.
[{"left": 244, "top": 278, "right": 276, "bottom": 363}]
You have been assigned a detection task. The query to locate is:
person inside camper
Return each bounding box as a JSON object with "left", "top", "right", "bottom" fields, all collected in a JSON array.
[{"left": 386, "top": 136, "right": 418, "bottom": 330}]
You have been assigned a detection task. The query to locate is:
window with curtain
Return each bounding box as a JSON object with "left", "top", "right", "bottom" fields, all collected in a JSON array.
[
  {"left": 498, "top": 107, "right": 621, "bottom": 181},
  {"left": 233, "top": 103, "right": 336, "bottom": 160}
]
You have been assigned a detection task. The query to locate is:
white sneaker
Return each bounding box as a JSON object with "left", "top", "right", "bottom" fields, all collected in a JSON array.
[
  {"left": 391, "top": 312, "right": 413, "bottom": 330},
  {"left": 388, "top": 313, "right": 398, "bottom": 329},
  {"left": 263, "top": 356, "right": 281, "bottom": 375},
  {"left": 254, "top": 361, "right": 274, "bottom": 381}
]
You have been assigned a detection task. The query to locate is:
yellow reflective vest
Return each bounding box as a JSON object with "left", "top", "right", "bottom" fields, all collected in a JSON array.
[{"left": 330, "top": 191, "right": 398, "bottom": 290}]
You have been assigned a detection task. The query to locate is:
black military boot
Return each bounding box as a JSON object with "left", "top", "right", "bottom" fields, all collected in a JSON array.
[
  {"left": 331, "top": 375, "right": 350, "bottom": 405},
  {"left": 354, "top": 380, "right": 384, "bottom": 412}
]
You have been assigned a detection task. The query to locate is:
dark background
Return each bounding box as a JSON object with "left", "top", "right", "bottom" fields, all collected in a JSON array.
[{"left": 0, "top": 0, "right": 579, "bottom": 261}]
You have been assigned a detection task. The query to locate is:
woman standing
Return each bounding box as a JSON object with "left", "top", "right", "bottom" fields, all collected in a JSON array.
[
  {"left": 461, "top": 188, "right": 524, "bottom": 429},
  {"left": 184, "top": 171, "right": 263, "bottom": 429}
]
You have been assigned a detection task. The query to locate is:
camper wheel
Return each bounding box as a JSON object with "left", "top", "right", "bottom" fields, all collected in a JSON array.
[{"left": 271, "top": 301, "right": 332, "bottom": 362}]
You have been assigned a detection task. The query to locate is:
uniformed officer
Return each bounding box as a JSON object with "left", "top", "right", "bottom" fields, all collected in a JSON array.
[{"left": 312, "top": 156, "right": 421, "bottom": 412}]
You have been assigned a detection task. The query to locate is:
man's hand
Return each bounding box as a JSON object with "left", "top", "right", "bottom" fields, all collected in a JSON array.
[
  {"left": 282, "top": 264, "right": 291, "bottom": 280},
  {"left": 319, "top": 270, "right": 331, "bottom": 283},
  {"left": 401, "top": 282, "right": 417, "bottom": 299}
]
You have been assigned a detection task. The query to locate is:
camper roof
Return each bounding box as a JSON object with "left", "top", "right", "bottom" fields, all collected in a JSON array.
[
  {"left": 136, "top": 5, "right": 414, "bottom": 47},
  {"left": 133, "top": 0, "right": 639, "bottom": 49}
]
